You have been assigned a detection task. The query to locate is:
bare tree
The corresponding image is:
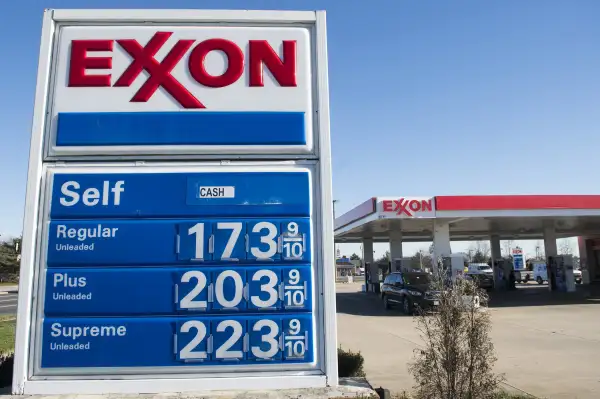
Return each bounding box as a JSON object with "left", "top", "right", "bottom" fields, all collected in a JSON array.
[
  {"left": 467, "top": 241, "right": 491, "bottom": 263},
  {"left": 376, "top": 250, "right": 390, "bottom": 263},
  {"left": 558, "top": 239, "right": 574, "bottom": 255},
  {"left": 467, "top": 241, "right": 489, "bottom": 255},
  {"left": 501, "top": 240, "right": 514, "bottom": 257},
  {"left": 476, "top": 241, "right": 490, "bottom": 258},
  {"left": 534, "top": 240, "right": 545, "bottom": 260},
  {"left": 409, "top": 268, "right": 503, "bottom": 398}
]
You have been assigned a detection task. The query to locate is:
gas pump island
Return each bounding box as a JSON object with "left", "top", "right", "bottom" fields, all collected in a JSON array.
[{"left": 14, "top": 10, "right": 336, "bottom": 395}]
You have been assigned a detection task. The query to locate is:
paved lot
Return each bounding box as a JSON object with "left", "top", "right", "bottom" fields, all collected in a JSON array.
[{"left": 336, "top": 282, "right": 600, "bottom": 399}]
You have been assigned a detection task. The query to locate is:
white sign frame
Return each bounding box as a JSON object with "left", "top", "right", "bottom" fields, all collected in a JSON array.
[{"left": 14, "top": 9, "right": 337, "bottom": 395}]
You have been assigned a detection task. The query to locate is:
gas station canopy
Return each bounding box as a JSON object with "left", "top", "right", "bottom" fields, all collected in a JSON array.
[{"left": 334, "top": 195, "right": 600, "bottom": 242}]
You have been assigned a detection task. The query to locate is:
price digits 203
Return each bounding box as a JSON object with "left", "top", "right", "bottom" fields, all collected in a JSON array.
[{"left": 178, "top": 268, "right": 308, "bottom": 310}]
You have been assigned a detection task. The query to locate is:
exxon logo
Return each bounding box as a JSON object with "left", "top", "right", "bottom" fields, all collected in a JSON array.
[
  {"left": 382, "top": 198, "right": 433, "bottom": 217},
  {"left": 67, "top": 32, "right": 298, "bottom": 109}
]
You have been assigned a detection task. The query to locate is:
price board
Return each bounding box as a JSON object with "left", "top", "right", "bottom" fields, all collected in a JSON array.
[
  {"left": 36, "top": 167, "right": 317, "bottom": 371},
  {"left": 14, "top": 10, "right": 335, "bottom": 395}
]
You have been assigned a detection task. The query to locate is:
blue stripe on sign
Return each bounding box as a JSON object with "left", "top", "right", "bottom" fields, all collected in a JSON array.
[{"left": 55, "top": 112, "right": 306, "bottom": 147}]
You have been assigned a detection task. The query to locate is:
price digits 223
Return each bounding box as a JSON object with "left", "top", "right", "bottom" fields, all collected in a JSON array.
[
  {"left": 177, "top": 317, "right": 309, "bottom": 362},
  {"left": 182, "top": 220, "right": 308, "bottom": 261}
]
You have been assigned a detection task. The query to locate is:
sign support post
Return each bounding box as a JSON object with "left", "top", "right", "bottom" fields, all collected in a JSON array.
[{"left": 14, "top": 9, "right": 336, "bottom": 395}]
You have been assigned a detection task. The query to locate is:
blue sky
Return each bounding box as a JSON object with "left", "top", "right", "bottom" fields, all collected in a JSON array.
[{"left": 2, "top": 0, "right": 597, "bottom": 258}]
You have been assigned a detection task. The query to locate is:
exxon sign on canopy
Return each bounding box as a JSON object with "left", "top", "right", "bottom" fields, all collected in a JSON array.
[
  {"left": 46, "top": 24, "right": 314, "bottom": 158},
  {"left": 378, "top": 197, "right": 436, "bottom": 218}
]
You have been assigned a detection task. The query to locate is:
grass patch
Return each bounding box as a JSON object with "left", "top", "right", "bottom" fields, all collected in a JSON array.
[
  {"left": 0, "top": 316, "right": 16, "bottom": 355},
  {"left": 0, "top": 283, "right": 17, "bottom": 286}
]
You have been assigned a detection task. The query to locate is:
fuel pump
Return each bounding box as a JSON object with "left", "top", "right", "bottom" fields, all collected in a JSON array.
[
  {"left": 492, "top": 258, "right": 514, "bottom": 290},
  {"left": 364, "top": 262, "right": 371, "bottom": 292},
  {"left": 442, "top": 254, "right": 466, "bottom": 282},
  {"left": 547, "top": 256, "right": 557, "bottom": 291},
  {"left": 561, "top": 255, "right": 576, "bottom": 292},
  {"left": 371, "top": 261, "right": 383, "bottom": 293},
  {"left": 547, "top": 255, "right": 576, "bottom": 292},
  {"left": 492, "top": 259, "right": 504, "bottom": 290},
  {"left": 365, "top": 262, "right": 380, "bottom": 293}
]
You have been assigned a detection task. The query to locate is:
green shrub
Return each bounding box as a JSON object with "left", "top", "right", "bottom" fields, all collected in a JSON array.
[{"left": 338, "top": 347, "right": 366, "bottom": 378}]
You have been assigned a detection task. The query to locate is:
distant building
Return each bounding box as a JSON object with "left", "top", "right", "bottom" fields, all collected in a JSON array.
[{"left": 336, "top": 255, "right": 356, "bottom": 277}]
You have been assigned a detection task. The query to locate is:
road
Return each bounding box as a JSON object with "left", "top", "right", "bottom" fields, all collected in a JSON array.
[
  {"left": 0, "top": 293, "right": 17, "bottom": 315},
  {"left": 336, "top": 282, "right": 600, "bottom": 399}
]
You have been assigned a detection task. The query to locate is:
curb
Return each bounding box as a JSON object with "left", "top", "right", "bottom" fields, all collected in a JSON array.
[{"left": 374, "top": 387, "right": 391, "bottom": 399}]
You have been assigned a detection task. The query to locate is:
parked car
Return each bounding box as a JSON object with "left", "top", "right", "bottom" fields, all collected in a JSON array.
[
  {"left": 381, "top": 272, "right": 439, "bottom": 315},
  {"left": 465, "top": 272, "right": 494, "bottom": 290},
  {"left": 465, "top": 264, "right": 494, "bottom": 290},
  {"left": 468, "top": 264, "right": 493, "bottom": 274}
]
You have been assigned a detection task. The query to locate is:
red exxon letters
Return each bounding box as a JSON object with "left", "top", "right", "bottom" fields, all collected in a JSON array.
[
  {"left": 68, "top": 32, "right": 298, "bottom": 109},
  {"left": 382, "top": 199, "right": 433, "bottom": 217}
]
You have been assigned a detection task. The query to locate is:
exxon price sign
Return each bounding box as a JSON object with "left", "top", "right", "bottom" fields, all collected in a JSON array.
[{"left": 14, "top": 9, "right": 336, "bottom": 396}]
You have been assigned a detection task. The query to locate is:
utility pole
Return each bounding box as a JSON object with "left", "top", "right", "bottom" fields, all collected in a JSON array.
[{"left": 332, "top": 200, "right": 339, "bottom": 260}]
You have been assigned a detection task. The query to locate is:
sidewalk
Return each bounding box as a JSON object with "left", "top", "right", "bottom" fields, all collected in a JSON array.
[{"left": 0, "top": 378, "right": 377, "bottom": 398}]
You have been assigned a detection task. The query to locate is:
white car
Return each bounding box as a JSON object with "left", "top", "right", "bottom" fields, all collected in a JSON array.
[
  {"left": 534, "top": 263, "right": 548, "bottom": 284},
  {"left": 534, "top": 263, "right": 583, "bottom": 285},
  {"left": 467, "top": 264, "right": 493, "bottom": 274}
]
